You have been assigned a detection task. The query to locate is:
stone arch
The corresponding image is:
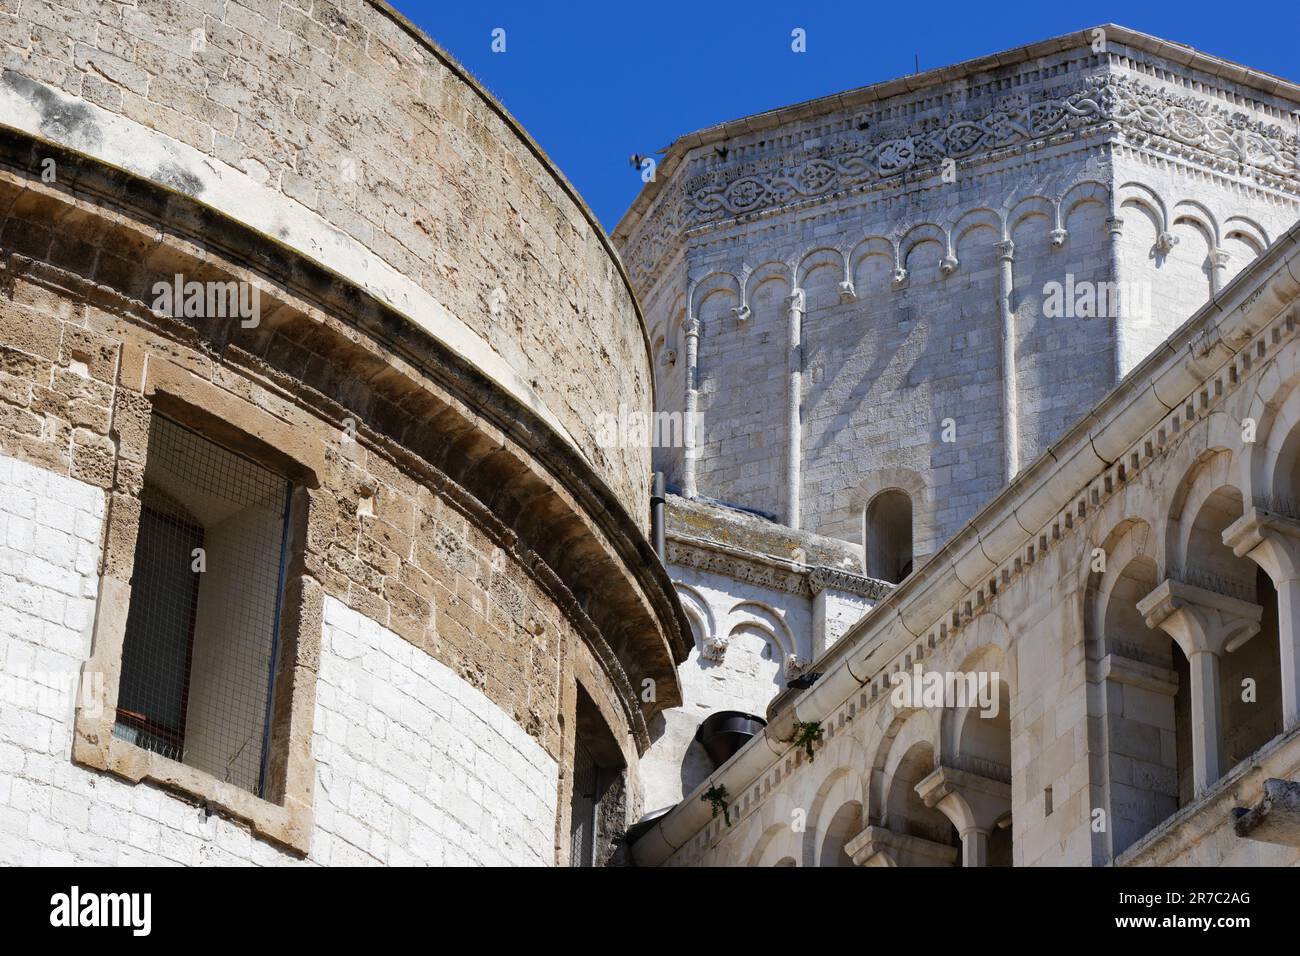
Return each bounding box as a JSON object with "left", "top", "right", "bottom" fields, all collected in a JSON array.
[
  {"left": 672, "top": 582, "right": 716, "bottom": 651},
  {"left": 1084, "top": 517, "right": 1159, "bottom": 648},
  {"left": 880, "top": 727, "right": 957, "bottom": 863},
  {"left": 803, "top": 768, "right": 860, "bottom": 867},
  {"left": 1165, "top": 448, "right": 1250, "bottom": 588},
  {"left": 848, "top": 466, "right": 935, "bottom": 566},
  {"left": 689, "top": 270, "right": 742, "bottom": 320},
  {"left": 800, "top": 734, "right": 869, "bottom": 866},
  {"left": 951, "top": 207, "right": 1002, "bottom": 260},
  {"left": 1061, "top": 180, "right": 1110, "bottom": 225},
  {"left": 744, "top": 260, "right": 794, "bottom": 306},
  {"left": 1225, "top": 215, "right": 1269, "bottom": 251},
  {"left": 798, "top": 246, "right": 847, "bottom": 314},
  {"left": 743, "top": 819, "right": 800, "bottom": 867},
  {"left": 1160, "top": 447, "right": 1283, "bottom": 792},
  {"left": 864, "top": 489, "right": 913, "bottom": 584},
  {"left": 1173, "top": 199, "right": 1221, "bottom": 247},
  {"left": 938, "top": 637, "right": 1014, "bottom": 766},
  {"left": 726, "top": 599, "right": 800, "bottom": 674},
  {"left": 667, "top": 303, "right": 688, "bottom": 360},
  {"left": 867, "top": 704, "right": 939, "bottom": 825},
  {"left": 848, "top": 235, "right": 897, "bottom": 272},
  {"left": 1242, "top": 343, "right": 1300, "bottom": 506},
  {"left": 1117, "top": 181, "right": 1172, "bottom": 237},
  {"left": 797, "top": 246, "right": 846, "bottom": 288},
  {"left": 848, "top": 236, "right": 898, "bottom": 294},
  {"left": 1084, "top": 515, "right": 1183, "bottom": 854},
  {"left": 1005, "top": 194, "right": 1056, "bottom": 240},
  {"left": 900, "top": 222, "right": 949, "bottom": 275}
]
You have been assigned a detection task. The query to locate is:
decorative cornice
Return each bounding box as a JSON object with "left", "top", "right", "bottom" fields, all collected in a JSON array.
[
  {"left": 667, "top": 532, "right": 892, "bottom": 600},
  {"left": 667, "top": 534, "right": 809, "bottom": 595},
  {"left": 620, "top": 73, "right": 1300, "bottom": 287},
  {"left": 807, "top": 566, "right": 893, "bottom": 600}
]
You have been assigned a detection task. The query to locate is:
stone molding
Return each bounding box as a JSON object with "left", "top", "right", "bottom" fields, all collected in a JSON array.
[
  {"left": 806, "top": 565, "right": 893, "bottom": 600},
  {"left": 620, "top": 71, "right": 1300, "bottom": 285},
  {"left": 667, "top": 532, "right": 891, "bottom": 600}
]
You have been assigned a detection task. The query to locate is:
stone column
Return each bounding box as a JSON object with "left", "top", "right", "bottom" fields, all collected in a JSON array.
[
  {"left": 915, "top": 765, "right": 1011, "bottom": 867},
  {"left": 1224, "top": 507, "right": 1300, "bottom": 730},
  {"left": 995, "top": 240, "right": 1018, "bottom": 483},
  {"left": 1105, "top": 216, "right": 1126, "bottom": 382},
  {"left": 785, "top": 289, "right": 805, "bottom": 529},
  {"left": 1209, "top": 248, "right": 1231, "bottom": 296},
  {"left": 681, "top": 316, "right": 701, "bottom": 499},
  {"left": 1138, "top": 579, "right": 1262, "bottom": 796},
  {"left": 1188, "top": 649, "right": 1225, "bottom": 788}
]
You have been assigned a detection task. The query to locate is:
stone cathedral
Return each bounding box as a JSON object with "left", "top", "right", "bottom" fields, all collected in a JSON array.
[{"left": 0, "top": 2, "right": 1298, "bottom": 869}]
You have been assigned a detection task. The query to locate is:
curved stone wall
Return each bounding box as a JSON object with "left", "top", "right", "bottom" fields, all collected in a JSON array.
[
  {"left": 0, "top": 0, "right": 652, "bottom": 525},
  {"left": 0, "top": 1, "right": 687, "bottom": 865}
]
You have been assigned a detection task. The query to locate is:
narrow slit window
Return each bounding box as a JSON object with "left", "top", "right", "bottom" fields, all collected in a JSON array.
[{"left": 114, "top": 414, "right": 293, "bottom": 798}]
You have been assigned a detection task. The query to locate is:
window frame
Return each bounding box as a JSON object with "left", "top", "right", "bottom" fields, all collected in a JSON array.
[{"left": 72, "top": 356, "right": 324, "bottom": 855}]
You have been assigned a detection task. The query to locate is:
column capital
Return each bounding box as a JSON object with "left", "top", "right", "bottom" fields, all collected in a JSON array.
[
  {"left": 784, "top": 288, "right": 805, "bottom": 312},
  {"left": 1105, "top": 215, "right": 1125, "bottom": 236},
  {"left": 682, "top": 316, "right": 701, "bottom": 338},
  {"left": 1137, "top": 578, "right": 1262, "bottom": 656},
  {"left": 844, "top": 825, "right": 957, "bottom": 867},
  {"left": 1224, "top": 506, "right": 1300, "bottom": 582},
  {"left": 994, "top": 239, "right": 1015, "bottom": 261},
  {"left": 915, "top": 765, "right": 1011, "bottom": 834}
]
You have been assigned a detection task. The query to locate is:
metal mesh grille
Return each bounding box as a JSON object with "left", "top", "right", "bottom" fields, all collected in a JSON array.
[
  {"left": 114, "top": 414, "right": 291, "bottom": 798},
  {"left": 569, "top": 741, "right": 597, "bottom": 867}
]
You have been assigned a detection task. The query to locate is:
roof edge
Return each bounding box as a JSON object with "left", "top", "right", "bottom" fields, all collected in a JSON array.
[{"left": 613, "top": 23, "right": 1300, "bottom": 243}]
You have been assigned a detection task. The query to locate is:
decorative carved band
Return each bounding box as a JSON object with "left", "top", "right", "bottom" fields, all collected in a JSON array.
[
  {"left": 667, "top": 535, "right": 893, "bottom": 600},
  {"left": 667, "top": 536, "right": 808, "bottom": 595},
  {"left": 622, "top": 74, "right": 1300, "bottom": 284},
  {"left": 807, "top": 566, "right": 894, "bottom": 600}
]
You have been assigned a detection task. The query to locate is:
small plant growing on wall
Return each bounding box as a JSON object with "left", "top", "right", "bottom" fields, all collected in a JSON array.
[
  {"left": 701, "top": 784, "right": 731, "bottom": 826},
  {"left": 794, "top": 720, "right": 824, "bottom": 761}
]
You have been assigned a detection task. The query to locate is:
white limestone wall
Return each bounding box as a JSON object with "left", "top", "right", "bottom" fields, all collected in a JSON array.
[
  {"left": 0, "top": 453, "right": 557, "bottom": 866},
  {"left": 640, "top": 564, "right": 811, "bottom": 812},
  {"left": 316, "top": 598, "right": 557, "bottom": 866},
  {"left": 1112, "top": 148, "right": 1300, "bottom": 375}
]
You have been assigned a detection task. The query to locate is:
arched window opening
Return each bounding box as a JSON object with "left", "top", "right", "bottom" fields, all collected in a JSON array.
[
  {"left": 866, "top": 490, "right": 913, "bottom": 584},
  {"left": 953, "top": 680, "right": 1013, "bottom": 866},
  {"left": 1098, "top": 553, "right": 1181, "bottom": 853},
  {"left": 1220, "top": 568, "right": 1283, "bottom": 768},
  {"left": 885, "top": 742, "right": 959, "bottom": 866},
  {"left": 818, "top": 801, "right": 862, "bottom": 867},
  {"left": 1182, "top": 486, "right": 1282, "bottom": 786}
]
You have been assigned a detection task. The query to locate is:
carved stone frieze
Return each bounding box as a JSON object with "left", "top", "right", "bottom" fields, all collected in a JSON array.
[
  {"left": 667, "top": 533, "right": 893, "bottom": 600},
  {"left": 621, "top": 74, "right": 1300, "bottom": 286}
]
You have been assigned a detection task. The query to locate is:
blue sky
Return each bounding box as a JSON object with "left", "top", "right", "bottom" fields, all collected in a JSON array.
[{"left": 391, "top": 0, "right": 1299, "bottom": 231}]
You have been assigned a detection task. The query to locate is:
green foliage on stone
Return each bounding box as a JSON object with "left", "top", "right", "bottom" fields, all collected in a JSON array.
[
  {"left": 794, "top": 720, "right": 824, "bottom": 761},
  {"left": 702, "top": 784, "right": 731, "bottom": 826}
]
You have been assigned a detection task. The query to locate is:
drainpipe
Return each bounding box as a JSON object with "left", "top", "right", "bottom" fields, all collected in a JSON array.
[
  {"left": 785, "top": 288, "right": 805, "bottom": 529},
  {"left": 682, "top": 316, "right": 701, "bottom": 499},
  {"left": 995, "top": 240, "right": 1018, "bottom": 484},
  {"left": 650, "top": 471, "right": 666, "bottom": 562}
]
